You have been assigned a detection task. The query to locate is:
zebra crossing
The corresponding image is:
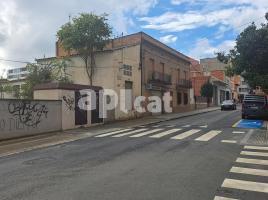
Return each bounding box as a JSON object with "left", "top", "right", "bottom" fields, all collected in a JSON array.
[
  {"left": 95, "top": 125, "right": 222, "bottom": 142},
  {"left": 215, "top": 145, "right": 268, "bottom": 199}
]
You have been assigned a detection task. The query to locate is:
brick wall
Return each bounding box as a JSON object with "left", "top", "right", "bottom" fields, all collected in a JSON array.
[
  {"left": 191, "top": 76, "right": 210, "bottom": 96},
  {"left": 211, "top": 70, "right": 225, "bottom": 81}
]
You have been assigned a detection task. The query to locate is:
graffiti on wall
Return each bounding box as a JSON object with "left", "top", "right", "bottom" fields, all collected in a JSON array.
[
  {"left": 8, "top": 101, "right": 49, "bottom": 127},
  {"left": 62, "top": 95, "right": 74, "bottom": 111}
]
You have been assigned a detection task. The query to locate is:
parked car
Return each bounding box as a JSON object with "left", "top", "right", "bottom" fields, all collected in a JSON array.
[
  {"left": 242, "top": 94, "right": 268, "bottom": 119},
  {"left": 221, "top": 100, "right": 236, "bottom": 110}
]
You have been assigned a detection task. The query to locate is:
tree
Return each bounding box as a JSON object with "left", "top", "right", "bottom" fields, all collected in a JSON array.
[
  {"left": 200, "top": 82, "right": 214, "bottom": 107},
  {"left": 217, "top": 14, "right": 268, "bottom": 92},
  {"left": 57, "top": 13, "right": 112, "bottom": 86},
  {"left": 21, "top": 59, "right": 71, "bottom": 99}
]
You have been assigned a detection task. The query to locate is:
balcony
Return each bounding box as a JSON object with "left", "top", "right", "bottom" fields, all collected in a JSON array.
[
  {"left": 148, "top": 71, "right": 172, "bottom": 85},
  {"left": 177, "top": 79, "right": 192, "bottom": 89}
]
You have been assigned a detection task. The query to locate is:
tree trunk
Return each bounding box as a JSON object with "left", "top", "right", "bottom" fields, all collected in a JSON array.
[
  {"left": 84, "top": 57, "right": 91, "bottom": 86},
  {"left": 89, "top": 52, "right": 95, "bottom": 86}
]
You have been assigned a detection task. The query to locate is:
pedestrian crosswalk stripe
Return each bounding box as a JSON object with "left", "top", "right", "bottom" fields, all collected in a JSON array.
[
  {"left": 233, "top": 131, "right": 245, "bottom": 134},
  {"left": 195, "top": 130, "right": 222, "bottom": 141},
  {"left": 166, "top": 125, "right": 175, "bottom": 128},
  {"left": 95, "top": 129, "right": 132, "bottom": 137},
  {"left": 244, "top": 146, "right": 268, "bottom": 151},
  {"left": 230, "top": 166, "right": 268, "bottom": 177},
  {"left": 112, "top": 128, "right": 148, "bottom": 137},
  {"left": 241, "top": 151, "right": 268, "bottom": 157},
  {"left": 182, "top": 125, "right": 191, "bottom": 127},
  {"left": 152, "top": 125, "right": 161, "bottom": 128},
  {"left": 236, "top": 157, "right": 268, "bottom": 166},
  {"left": 200, "top": 125, "right": 208, "bottom": 128},
  {"left": 221, "top": 140, "right": 237, "bottom": 144},
  {"left": 130, "top": 129, "right": 163, "bottom": 138},
  {"left": 171, "top": 129, "right": 201, "bottom": 140},
  {"left": 222, "top": 178, "right": 268, "bottom": 193},
  {"left": 214, "top": 196, "right": 238, "bottom": 200},
  {"left": 149, "top": 129, "right": 182, "bottom": 138}
]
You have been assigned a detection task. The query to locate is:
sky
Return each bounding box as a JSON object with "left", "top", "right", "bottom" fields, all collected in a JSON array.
[{"left": 0, "top": 0, "right": 267, "bottom": 77}]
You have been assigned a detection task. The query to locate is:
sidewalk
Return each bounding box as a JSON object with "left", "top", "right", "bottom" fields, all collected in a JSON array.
[{"left": 0, "top": 106, "right": 219, "bottom": 157}]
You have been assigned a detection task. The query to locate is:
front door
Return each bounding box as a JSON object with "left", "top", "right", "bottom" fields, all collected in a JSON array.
[{"left": 75, "top": 91, "right": 87, "bottom": 126}]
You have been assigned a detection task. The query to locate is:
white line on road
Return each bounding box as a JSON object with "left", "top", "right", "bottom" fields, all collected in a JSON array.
[
  {"left": 95, "top": 129, "right": 132, "bottom": 137},
  {"left": 241, "top": 151, "right": 268, "bottom": 157},
  {"left": 244, "top": 146, "right": 268, "bottom": 151},
  {"left": 112, "top": 129, "right": 148, "bottom": 137},
  {"left": 222, "top": 178, "right": 268, "bottom": 193},
  {"left": 230, "top": 166, "right": 268, "bottom": 177},
  {"left": 130, "top": 129, "right": 163, "bottom": 138},
  {"left": 195, "top": 130, "right": 222, "bottom": 141},
  {"left": 236, "top": 157, "right": 268, "bottom": 166},
  {"left": 166, "top": 125, "right": 176, "bottom": 128},
  {"left": 214, "top": 196, "right": 239, "bottom": 200},
  {"left": 221, "top": 140, "right": 237, "bottom": 144},
  {"left": 149, "top": 129, "right": 182, "bottom": 138},
  {"left": 200, "top": 125, "right": 208, "bottom": 128},
  {"left": 182, "top": 125, "right": 191, "bottom": 127},
  {"left": 233, "top": 131, "right": 245, "bottom": 134},
  {"left": 152, "top": 125, "right": 161, "bottom": 128},
  {"left": 171, "top": 129, "right": 201, "bottom": 140}
]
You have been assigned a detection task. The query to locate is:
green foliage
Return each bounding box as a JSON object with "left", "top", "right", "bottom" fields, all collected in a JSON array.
[
  {"left": 201, "top": 82, "right": 214, "bottom": 98},
  {"left": 217, "top": 15, "right": 268, "bottom": 90},
  {"left": 21, "top": 59, "right": 72, "bottom": 99},
  {"left": 57, "top": 13, "right": 112, "bottom": 85}
]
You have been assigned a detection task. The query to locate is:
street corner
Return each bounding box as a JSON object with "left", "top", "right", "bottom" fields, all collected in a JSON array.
[{"left": 232, "top": 119, "right": 267, "bottom": 129}]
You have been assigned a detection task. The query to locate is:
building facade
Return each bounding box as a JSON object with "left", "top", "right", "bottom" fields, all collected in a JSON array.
[{"left": 37, "top": 32, "right": 191, "bottom": 121}]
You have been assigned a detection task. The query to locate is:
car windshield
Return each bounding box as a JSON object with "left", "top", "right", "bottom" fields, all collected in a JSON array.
[{"left": 223, "top": 100, "right": 233, "bottom": 104}]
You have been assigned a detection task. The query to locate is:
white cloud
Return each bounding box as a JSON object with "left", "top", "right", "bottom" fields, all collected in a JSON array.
[
  {"left": 0, "top": 0, "right": 158, "bottom": 71},
  {"left": 159, "top": 35, "right": 178, "bottom": 44},
  {"left": 143, "top": 1, "right": 268, "bottom": 33},
  {"left": 140, "top": 6, "right": 267, "bottom": 32},
  {"left": 188, "top": 38, "right": 235, "bottom": 59}
]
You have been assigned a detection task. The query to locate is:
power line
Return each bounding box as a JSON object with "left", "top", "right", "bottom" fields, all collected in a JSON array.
[{"left": 0, "top": 58, "right": 31, "bottom": 64}]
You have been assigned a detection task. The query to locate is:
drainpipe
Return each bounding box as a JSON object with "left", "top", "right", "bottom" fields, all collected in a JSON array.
[{"left": 140, "top": 32, "right": 143, "bottom": 96}]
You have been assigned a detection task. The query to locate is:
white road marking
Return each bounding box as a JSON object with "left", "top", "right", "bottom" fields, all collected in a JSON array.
[
  {"left": 195, "top": 130, "right": 222, "bottom": 141},
  {"left": 130, "top": 129, "right": 163, "bottom": 138},
  {"left": 166, "top": 125, "right": 175, "bottom": 128},
  {"left": 95, "top": 129, "right": 132, "bottom": 137},
  {"left": 149, "top": 129, "right": 182, "bottom": 138},
  {"left": 241, "top": 151, "right": 268, "bottom": 157},
  {"left": 200, "top": 125, "right": 208, "bottom": 128},
  {"left": 230, "top": 166, "right": 268, "bottom": 177},
  {"left": 222, "top": 178, "right": 268, "bottom": 193},
  {"left": 112, "top": 129, "right": 148, "bottom": 137},
  {"left": 221, "top": 140, "right": 237, "bottom": 144},
  {"left": 182, "top": 125, "right": 191, "bottom": 128},
  {"left": 152, "top": 125, "right": 161, "bottom": 128},
  {"left": 214, "top": 196, "right": 239, "bottom": 200},
  {"left": 233, "top": 131, "right": 245, "bottom": 134},
  {"left": 171, "top": 129, "right": 201, "bottom": 140},
  {"left": 244, "top": 146, "right": 268, "bottom": 151},
  {"left": 236, "top": 157, "right": 268, "bottom": 166}
]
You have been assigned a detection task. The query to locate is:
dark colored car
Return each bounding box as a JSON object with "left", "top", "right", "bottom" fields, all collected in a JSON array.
[
  {"left": 221, "top": 100, "right": 236, "bottom": 110},
  {"left": 242, "top": 94, "right": 268, "bottom": 119}
]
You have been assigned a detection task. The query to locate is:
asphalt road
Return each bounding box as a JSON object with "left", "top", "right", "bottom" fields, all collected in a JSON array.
[{"left": 1, "top": 109, "right": 268, "bottom": 200}]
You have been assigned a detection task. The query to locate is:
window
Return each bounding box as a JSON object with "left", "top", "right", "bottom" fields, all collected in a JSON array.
[
  {"left": 122, "top": 64, "right": 132, "bottom": 76},
  {"left": 184, "top": 71, "right": 187, "bottom": 80},
  {"left": 149, "top": 58, "right": 155, "bottom": 72},
  {"left": 160, "top": 62, "right": 164, "bottom": 73},
  {"left": 177, "top": 92, "right": 182, "bottom": 105},
  {"left": 184, "top": 93, "right": 188, "bottom": 105},
  {"left": 177, "top": 69, "right": 180, "bottom": 82}
]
